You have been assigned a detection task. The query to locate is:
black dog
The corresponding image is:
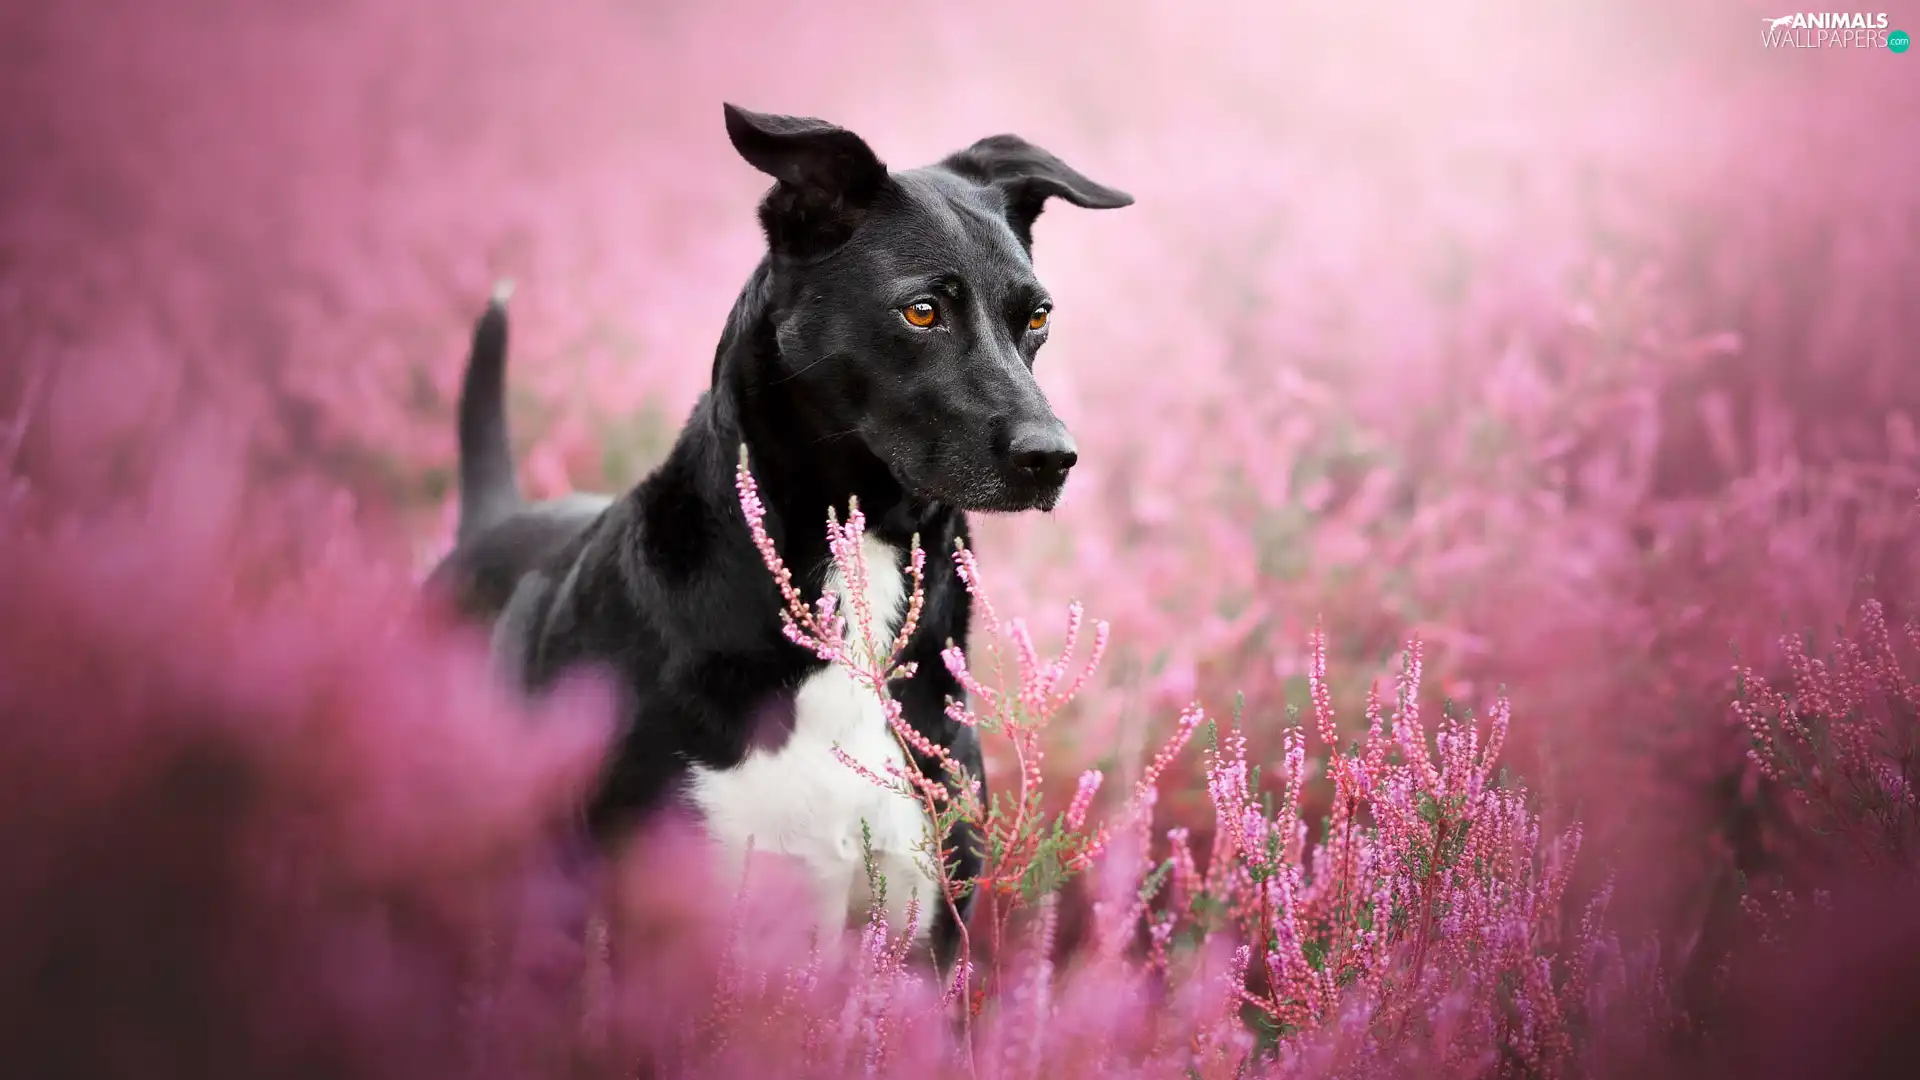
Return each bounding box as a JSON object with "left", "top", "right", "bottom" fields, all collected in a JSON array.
[{"left": 427, "top": 104, "right": 1131, "bottom": 971}]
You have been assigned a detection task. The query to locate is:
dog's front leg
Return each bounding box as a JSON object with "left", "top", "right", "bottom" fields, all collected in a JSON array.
[{"left": 813, "top": 857, "right": 861, "bottom": 956}]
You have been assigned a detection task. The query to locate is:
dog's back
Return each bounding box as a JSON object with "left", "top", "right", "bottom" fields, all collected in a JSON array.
[{"left": 423, "top": 494, "right": 610, "bottom": 620}]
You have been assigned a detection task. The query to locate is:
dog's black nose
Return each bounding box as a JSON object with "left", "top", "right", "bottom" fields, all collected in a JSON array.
[{"left": 1007, "top": 420, "right": 1078, "bottom": 477}]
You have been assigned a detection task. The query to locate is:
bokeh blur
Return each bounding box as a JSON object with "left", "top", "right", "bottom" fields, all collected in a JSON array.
[{"left": 3, "top": 1, "right": 1917, "bottom": 1075}]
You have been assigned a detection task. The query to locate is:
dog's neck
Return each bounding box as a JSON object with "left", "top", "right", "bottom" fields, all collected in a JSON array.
[{"left": 697, "top": 259, "right": 954, "bottom": 560}]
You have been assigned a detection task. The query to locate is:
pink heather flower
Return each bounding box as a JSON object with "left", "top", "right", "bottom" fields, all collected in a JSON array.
[
  {"left": 940, "top": 644, "right": 1000, "bottom": 712},
  {"left": 1066, "top": 769, "right": 1104, "bottom": 831},
  {"left": 1167, "top": 826, "right": 1201, "bottom": 907},
  {"left": 1059, "top": 611, "right": 1111, "bottom": 704},
  {"left": 950, "top": 537, "right": 1001, "bottom": 638},
  {"left": 940, "top": 958, "right": 974, "bottom": 1010},
  {"left": 1394, "top": 638, "right": 1443, "bottom": 797},
  {"left": 888, "top": 542, "right": 928, "bottom": 661},
  {"left": 1277, "top": 723, "right": 1307, "bottom": 865},
  {"left": 830, "top": 745, "right": 905, "bottom": 793},
  {"left": 1147, "top": 913, "right": 1176, "bottom": 974},
  {"left": 1137, "top": 703, "right": 1206, "bottom": 805},
  {"left": 1310, "top": 619, "right": 1338, "bottom": 750},
  {"left": 1010, "top": 617, "right": 1043, "bottom": 708},
  {"left": 736, "top": 446, "right": 846, "bottom": 661},
  {"left": 1362, "top": 679, "right": 1390, "bottom": 789},
  {"left": 1205, "top": 721, "right": 1254, "bottom": 853}
]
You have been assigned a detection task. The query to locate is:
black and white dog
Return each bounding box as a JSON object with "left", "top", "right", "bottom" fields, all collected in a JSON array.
[{"left": 426, "top": 104, "right": 1131, "bottom": 971}]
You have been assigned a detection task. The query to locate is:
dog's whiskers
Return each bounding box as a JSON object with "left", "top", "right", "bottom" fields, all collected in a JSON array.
[{"left": 770, "top": 354, "right": 834, "bottom": 385}]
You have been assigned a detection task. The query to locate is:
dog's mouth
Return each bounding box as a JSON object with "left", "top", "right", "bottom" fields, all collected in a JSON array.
[
  {"left": 885, "top": 456, "right": 1066, "bottom": 514},
  {"left": 973, "top": 477, "right": 1067, "bottom": 514}
]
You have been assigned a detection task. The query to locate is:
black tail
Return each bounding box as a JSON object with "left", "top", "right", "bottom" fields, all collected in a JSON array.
[{"left": 455, "top": 281, "right": 523, "bottom": 541}]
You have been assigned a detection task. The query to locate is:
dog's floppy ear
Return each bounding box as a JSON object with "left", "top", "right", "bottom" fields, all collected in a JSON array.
[
  {"left": 941, "top": 134, "right": 1134, "bottom": 250},
  {"left": 724, "top": 103, "right": 890, "bottom": 258}
]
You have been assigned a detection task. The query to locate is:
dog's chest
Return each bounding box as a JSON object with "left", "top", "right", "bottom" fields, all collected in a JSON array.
[{"left": 685, "top": 536, "right": 940, "bottom": 942}]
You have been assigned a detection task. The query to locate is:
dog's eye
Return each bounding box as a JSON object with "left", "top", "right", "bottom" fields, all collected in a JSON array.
[
  {"left": 902, "top": 302, "right": 938, "bottom": 329},
  {"left": 1027, "top": 307, "right": 1051, "bottom": 332}
]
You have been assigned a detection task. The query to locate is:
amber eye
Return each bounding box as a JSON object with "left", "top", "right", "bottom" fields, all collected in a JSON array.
[
  {"left": 903, "top": 301, "right": 938, "bottom": 328},
  {"left": 1028, "top": 306, "right": 1051, "bottom": 332}
]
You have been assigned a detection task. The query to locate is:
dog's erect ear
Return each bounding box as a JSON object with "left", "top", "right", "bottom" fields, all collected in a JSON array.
[
  {"left": 724, "top": 103, "right": 890, "bottom": 258},
  {"left": 941, "top": 134, "right": 1134, "bottom": 249}
]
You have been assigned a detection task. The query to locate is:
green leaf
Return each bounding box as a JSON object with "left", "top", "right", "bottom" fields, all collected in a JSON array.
[
  {"left": 1191, "top": 892, "right": 1231, "bottom": 920},
  {"left": 1138, "top": 858, "right": 1175, "bottom": 903},
  {"left": 1241, "top": 1003, "right": 1290, "bottom": 1060},
  {"left": 1304, "top": 937, "right": 1328, "bottom": 972}
]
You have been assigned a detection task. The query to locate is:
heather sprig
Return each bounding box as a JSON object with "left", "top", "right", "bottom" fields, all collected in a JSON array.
[
  {"left": 727, "top": 462, "right": 1626, "bottom": 1074},
  {"left": 734, "top": 447, "right": 1201, "bottom": 1013},
  {"left": 1733, "top": 598, "right": 1920, "bottom": 876},
  {"left": 1100, "top": 630, "right": 1596, "bottom": 1071}
]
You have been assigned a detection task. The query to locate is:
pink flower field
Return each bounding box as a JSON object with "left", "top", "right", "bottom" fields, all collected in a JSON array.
[{"left": 3, "top": 1, "right": 1918, "bottom": 1077}]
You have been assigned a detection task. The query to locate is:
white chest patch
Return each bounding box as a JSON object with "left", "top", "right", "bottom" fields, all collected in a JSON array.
[{"left": 685, "top": 535, "right": 941, "bottom": 948}]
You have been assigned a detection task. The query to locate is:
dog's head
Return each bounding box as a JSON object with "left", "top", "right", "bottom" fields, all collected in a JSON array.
[{"left": 724, "top": 104, "right": 1132, "bottom": 513}]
